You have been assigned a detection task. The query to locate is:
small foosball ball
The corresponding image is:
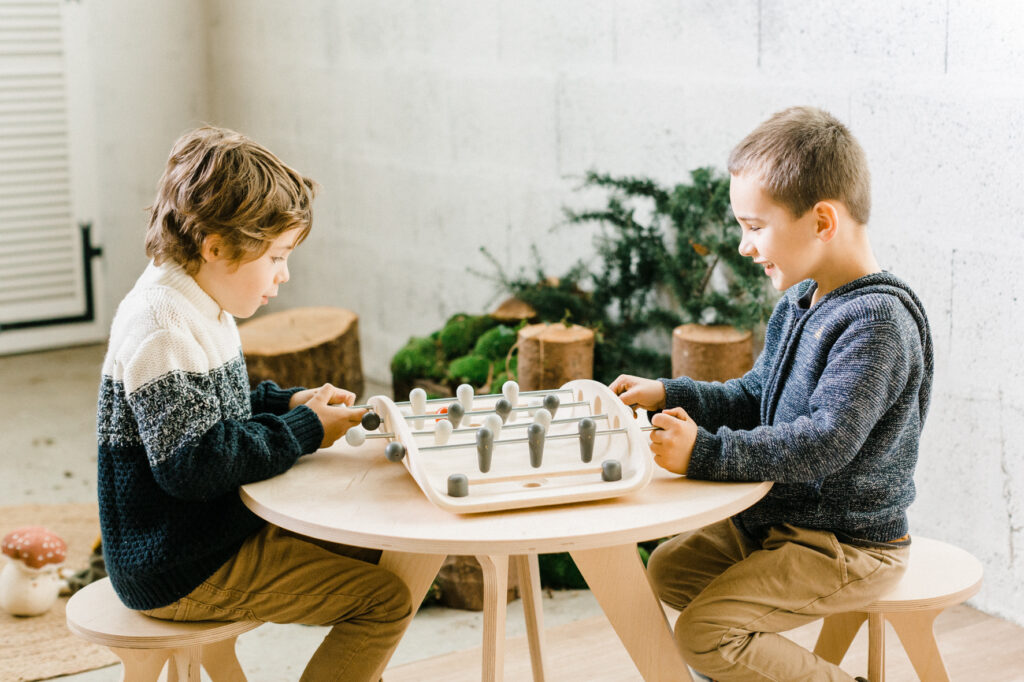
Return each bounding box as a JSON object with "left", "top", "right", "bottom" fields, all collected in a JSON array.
[{"left": 344, "top": 379, "right": 655, "bottom": 513}]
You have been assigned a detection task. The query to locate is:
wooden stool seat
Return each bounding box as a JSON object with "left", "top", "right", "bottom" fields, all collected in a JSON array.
[
  {"left": 66, "top": 577, "right": 260, "bottom": 681},
  {"left": 814, "top": 536, "right": 983, "bottom": 682}
]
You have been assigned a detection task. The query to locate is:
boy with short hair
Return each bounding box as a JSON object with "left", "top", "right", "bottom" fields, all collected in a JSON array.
[
  {"left": 97, "top": 126, "right": 412, "bottom": 681},
  {"left": 612, "top": 106, "right": 933, "bottom": 681}
]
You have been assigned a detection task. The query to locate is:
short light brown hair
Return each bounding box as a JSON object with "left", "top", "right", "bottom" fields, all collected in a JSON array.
[
  {"left": 145, "top": 126, "right": 317, "bottom": 274},
  {"left": 728, "top": 106, "right": 871, "bottom": 224}
]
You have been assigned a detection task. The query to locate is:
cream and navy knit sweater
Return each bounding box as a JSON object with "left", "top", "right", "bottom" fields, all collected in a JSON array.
[
  {"left": 97, "top": 261, "right": 323, "bottom": 610},
  {"left": 660, "top": 272, "right": 933, "bottom": 544}
]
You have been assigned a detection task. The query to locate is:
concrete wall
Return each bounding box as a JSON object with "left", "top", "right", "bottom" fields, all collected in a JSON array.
[
  {"left": 78, "top": 0, "right": 211, "bottom": 308},
  {"left": 85, "top": 1, "right": 1023, "bottom": 625}
]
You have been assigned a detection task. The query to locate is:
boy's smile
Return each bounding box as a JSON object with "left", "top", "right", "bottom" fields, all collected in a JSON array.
[
  {"left": 730, "top": 172, "right": 822, "bottom": 293},
  {"left": 194, "top": 227, "right": 302, "bottom": 319}
]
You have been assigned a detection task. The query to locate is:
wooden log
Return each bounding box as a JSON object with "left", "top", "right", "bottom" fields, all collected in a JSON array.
[
  {"left": 671, "top": 323, "right": 752, "bottom": 382},
  {"left": 238, "top": 306, "right": 364, "bottom": 398},
  {"left": 515, "top": 323, "right": 594, "bottom": 392}
]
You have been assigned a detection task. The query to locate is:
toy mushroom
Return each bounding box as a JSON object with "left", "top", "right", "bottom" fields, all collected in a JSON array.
[{"left": 0, "top": 526, "right": 68, "bottom": 616}]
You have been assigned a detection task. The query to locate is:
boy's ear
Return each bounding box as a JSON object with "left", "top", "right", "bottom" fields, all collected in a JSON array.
[
  {"left": 200, "top": 235, "right": 222, "bottom": 262},
  {"left": 813, "top": 201, "right": 840, "bottom": 243}
]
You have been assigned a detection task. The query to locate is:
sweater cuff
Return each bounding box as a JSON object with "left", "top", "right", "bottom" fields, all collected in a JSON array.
[
  {"left": 264, "top": 383, "right": 304, "bottom": 414},
  {"left": 660, "top": 376, "right": 700, "bottom": 411},
  {"left": 684, "top": 427, "right": 722, "bottom": 481},
  {"left": 282, "top": 405, "right": 324, "bottom": 454}
]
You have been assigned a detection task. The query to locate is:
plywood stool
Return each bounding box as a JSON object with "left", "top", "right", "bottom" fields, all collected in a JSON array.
[
  {"left": 66, "top": 577, "right": 260, "bottom": 681},
  {"left": 813, "top": 536, "right": 983, "bottom": 682}
]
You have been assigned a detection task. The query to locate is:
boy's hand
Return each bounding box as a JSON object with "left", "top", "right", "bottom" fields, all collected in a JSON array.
[
  {"left": 300, "top": 384, "right": 366, "bottom": 448},
  {"left": 609, "top": 374, "right": 666, "bottom": 413},
  {"left": 289, "top": 384, "right": 357, "bottom": 410},
  {"left": 649, "top": 407, "right": 698, "bottom": 475}
]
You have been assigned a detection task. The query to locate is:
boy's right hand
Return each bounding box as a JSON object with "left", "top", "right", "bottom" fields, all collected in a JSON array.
[
  {"left": 302, "top": 384, "right": 367, "bottom": 449},
  {"left": 609, "top": 374, "right": 666, "bottom": 413}
]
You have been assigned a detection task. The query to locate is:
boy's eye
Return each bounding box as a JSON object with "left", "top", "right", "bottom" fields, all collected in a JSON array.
[{"left": 271, "top": 256, "right": 285, "bottom": 263}]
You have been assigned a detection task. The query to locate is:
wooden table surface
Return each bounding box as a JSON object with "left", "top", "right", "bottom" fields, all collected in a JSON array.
[{"left": 241, "top": 436, "right": 771, "bottom": 681}]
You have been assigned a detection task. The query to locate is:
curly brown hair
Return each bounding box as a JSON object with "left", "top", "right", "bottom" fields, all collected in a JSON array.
[
  {"left": 145, "top": 126, "right": 317, "bottom": 275},
  {"left": 728, "top": 106, "right": 871, "bottom": 225}
]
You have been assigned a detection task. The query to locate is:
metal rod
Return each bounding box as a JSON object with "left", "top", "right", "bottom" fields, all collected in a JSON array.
[
  {"left": 411, "top": 413, "right": 610, "bottom": 436},
  {"left": 420, "top": 425, "right": 652, "bottom": 452},
  {"left": 352, "top": 387, "right": 576, "bottom": 410},
  {"left": 402, "top": 400, "right": 589, "bottom": 421},
  {"left": 361, "top": 423, "right": 656, "bottom": 447}
]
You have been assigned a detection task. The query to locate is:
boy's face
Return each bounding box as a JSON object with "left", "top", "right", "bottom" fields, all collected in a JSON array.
[
  {"left": 730, "top": 172, "right": 821, "bottom": 292},
  {"left": 194, "top": 227, "right": 302, "bottom": 318}
]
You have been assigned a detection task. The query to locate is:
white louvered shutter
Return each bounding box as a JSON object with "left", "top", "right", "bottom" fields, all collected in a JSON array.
[{"left": 0, "top": 0, "right": 85, "bottom": 328}]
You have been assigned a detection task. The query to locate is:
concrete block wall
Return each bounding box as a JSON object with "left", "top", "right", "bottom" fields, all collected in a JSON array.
[{"left": 84, "top": 0, "right": 1023, "bottom": 625}]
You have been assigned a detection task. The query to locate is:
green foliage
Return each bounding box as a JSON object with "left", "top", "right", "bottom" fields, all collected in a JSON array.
[
  {"left": 390, "top": 335, "right": 446, "bottom": 385},
  {"left": 447, "top": 353, "right": 491, "bottom": 386},
  {"left": 391, "top": 316, "right": 517, "bottom": 397},
  {"left": 473, "top": 325, "right": 517, "bottom": 362},
  {"left": 481, "top": 167, "right": 776, "bottom": 383},
  {"left": 439, "top": 314, "right": 499, "bottom": 359}
]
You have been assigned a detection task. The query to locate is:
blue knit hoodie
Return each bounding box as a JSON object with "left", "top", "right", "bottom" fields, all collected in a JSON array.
[{"left": 660, "top": 272, "right": 933, "bottom": 543}]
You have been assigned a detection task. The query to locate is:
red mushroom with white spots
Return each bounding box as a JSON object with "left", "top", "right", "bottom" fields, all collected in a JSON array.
[{"left": 0, "top": 526, "right": 68, "bottom": 616}]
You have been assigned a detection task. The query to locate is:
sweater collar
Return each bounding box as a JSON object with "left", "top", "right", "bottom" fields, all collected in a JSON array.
[{"left": 143, "top": 260, "right": 225, "bottom": 322}]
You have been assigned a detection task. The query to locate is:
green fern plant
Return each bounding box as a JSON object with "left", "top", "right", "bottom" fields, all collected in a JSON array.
[{"left": 480, "top": 167, "right": 776, "bottom": 384}]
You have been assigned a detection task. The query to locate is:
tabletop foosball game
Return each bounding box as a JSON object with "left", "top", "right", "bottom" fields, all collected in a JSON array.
[{"left": 344, "top": 379, "right": 656, "bottom": 513}]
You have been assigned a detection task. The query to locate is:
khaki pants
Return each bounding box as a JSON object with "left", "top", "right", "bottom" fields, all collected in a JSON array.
[
  {"left": 646, "top": 518, "right": 908, "bottom": 682},
  {"left": 142, "top": 523, "right": 412, "bottom": 682}
]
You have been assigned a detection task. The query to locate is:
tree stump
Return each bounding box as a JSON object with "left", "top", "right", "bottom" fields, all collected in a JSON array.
[
  {"left": 672, "top": 324, "right": 753, "bottom": 382},
  {"left": 515, "top": 323, "right": 594, "bottom": 391},
  {"left": 238, "top": 307, "right": 364, "bottom": 398},
  {"left": 434, "top": 556, "right": 519, "bottom": 611}
]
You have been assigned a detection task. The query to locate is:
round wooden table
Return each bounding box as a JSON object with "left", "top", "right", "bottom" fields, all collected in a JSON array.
[{"left": 241, "top": 438, "right": 771, "bottom": 682}]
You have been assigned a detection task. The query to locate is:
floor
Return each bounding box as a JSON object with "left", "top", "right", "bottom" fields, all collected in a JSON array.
[
  {"left": 0, "top": 343, "right": 606, "bottom": 680},
  {"left": 2, "top": 344, "right": 1023, "bottom": 681}
]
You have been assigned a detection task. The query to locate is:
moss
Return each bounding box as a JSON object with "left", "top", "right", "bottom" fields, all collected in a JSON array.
[
  {"left": 390, "top": 336, "right": 445, "bottom": 384},
  {"left": 473, "top": 324, "right": 517, "bottom": 362},
  {"left": 439, "top": 314, "right": 499, "bottom": 359},
  {"left": 447, "top": 354, "right": 491, "bottom": 387}
]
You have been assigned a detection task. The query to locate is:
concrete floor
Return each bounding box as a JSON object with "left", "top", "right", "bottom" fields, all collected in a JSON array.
[{"left": 0, "top": 343, "right": 603, "bottom": 680}]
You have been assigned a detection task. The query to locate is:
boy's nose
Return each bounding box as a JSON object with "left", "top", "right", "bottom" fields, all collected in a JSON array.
[
  {"left": 738, "top": 235, "right": 756, "bottom": 258},
  {"left": 277, "top": 264, "right": 290, "bottom": 284}
]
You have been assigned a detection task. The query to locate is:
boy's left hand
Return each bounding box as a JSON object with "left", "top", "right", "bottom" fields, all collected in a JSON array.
[
  {"left": 289, "top": 385, "right": 357, "bottom": 410},
  {"left": 649, "top": 407, "right": 698, "bottom": 475}
]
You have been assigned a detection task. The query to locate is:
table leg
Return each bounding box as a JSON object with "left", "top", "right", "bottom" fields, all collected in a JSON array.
[
  {"left": 513, "top": 554, "right": 548, "bottom": 681},
  {"left": 370, "top": 550, "right": 446, "bottom": 681},
  {"left": 477, "top": 554, "right": 510, "bottom": 682},
  {"left": 570, "top": 543, "right": 691, "bottom": 682}
]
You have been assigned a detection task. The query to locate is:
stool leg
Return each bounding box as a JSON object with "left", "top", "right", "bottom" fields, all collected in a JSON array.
[
  {"left": 814, "top": 611, "right": 867, "bottom": 664},
  {"left": 886, "top": 608, "right": 950, "bottom": 682},
  {"left": 201, "top": 635, "right": 248, "bottom": 681},
  {"left": 867, "top": 613, "right": 886, "bottom": 682},
  {"left": 110, "top": 647, "right": 169, "bottom": 681}
]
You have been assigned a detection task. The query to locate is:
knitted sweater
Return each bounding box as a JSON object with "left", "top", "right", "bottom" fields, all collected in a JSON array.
[
  {"left": 96, "top": 261, "right": 324, "bottom": 610},
  {"left": 661, "top": 272, "right": 933, "bottom": 543}
]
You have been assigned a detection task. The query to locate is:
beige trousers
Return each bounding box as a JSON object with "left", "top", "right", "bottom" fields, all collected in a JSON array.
[
  {"left": 646, "top": 518, "right": 908, "bottom": 682},
  {"left": 142, "top": 523, "right": 412, "bottom": 682}
]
